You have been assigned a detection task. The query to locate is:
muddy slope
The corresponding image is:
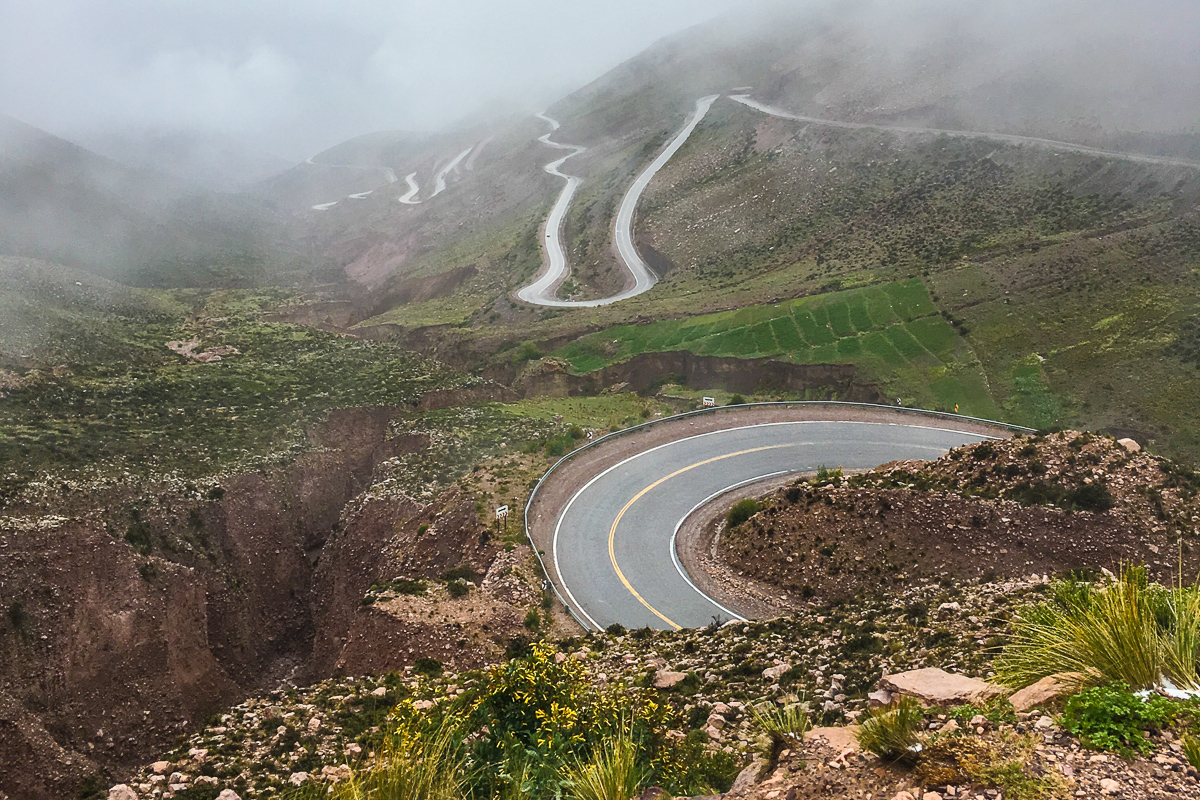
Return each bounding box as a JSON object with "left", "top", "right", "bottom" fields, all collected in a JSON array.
[{"left": 511, "top": 351, "right": 885, "bottom": 400}]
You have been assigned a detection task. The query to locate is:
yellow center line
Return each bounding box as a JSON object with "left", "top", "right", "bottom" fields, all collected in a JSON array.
[{"left": 607, "top": 444, "right": 794, "bottom": 629}]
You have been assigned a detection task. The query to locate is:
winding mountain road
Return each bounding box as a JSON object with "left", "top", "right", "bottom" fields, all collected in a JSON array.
[
  {"left": 729, "top": 95, "right": 1200, "bottom": 169},
  {"left": 517, "top": 95, "right": 720, "bottom": 308},
  {"left": 530, "top": 408, "right": 1015, "bottom": 631}
]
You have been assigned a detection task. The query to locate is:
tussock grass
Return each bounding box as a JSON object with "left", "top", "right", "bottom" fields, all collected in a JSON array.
[
  {"left": 306, "top": 719, "right": 464, "bottom": 800},
  {"left": 995, "top": 566, "right": 1200, "bottom": 691},
  {"left": 751, "top": 702, "right": 811, "bottom": 749},
  {"left": 1182, "top": 735, "right": 1200, "bottom": 771},
  {"left": 565, "top": 734, "right": 646, "bottom": 800},
  {"left": 856, "top": 696, "right": 924, "bottom": 763}
]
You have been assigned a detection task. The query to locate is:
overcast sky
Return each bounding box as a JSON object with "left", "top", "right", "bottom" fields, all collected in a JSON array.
[{"left": 0, "top": 0, "right": 742, "bottom": 159}]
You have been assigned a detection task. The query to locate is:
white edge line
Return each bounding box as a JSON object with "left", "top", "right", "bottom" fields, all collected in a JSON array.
[
  {"left": 668, "top": 471, "right": 793, "bottom": 623},
  {"left": 550, "top": 420, "right": 997, "bottom": 630}
]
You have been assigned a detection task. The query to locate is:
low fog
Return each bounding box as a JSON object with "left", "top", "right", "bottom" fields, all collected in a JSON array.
[{"left": 0, "top": 0, "right": 741, "bottom": 161}]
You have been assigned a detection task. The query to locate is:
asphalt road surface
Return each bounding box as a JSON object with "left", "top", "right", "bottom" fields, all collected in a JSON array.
[
  {"left": 550, "top": 420, "right": 992, "bottom": 631},
  {"left": 517, "top": 95, "right": 719, "bottom": 307}
]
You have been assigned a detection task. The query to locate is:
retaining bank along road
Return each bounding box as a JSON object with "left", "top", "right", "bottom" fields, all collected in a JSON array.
[
  {"left": 527, "top": 404, "right": 1024, "bottom": 632},
  {"left": 517, "top": 95, "right": 720, "bottom": 308}
]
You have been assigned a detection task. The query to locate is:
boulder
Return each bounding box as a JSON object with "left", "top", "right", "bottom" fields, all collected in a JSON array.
[
  {"left": 1118, "top": 438, "right": 1141, "bottom": 453},
  {"left": 1100, "top": 778, "right": 1121, "bottom": 795},
  {"left": 877, "top": 668, "right": 1005, "bottom": 707},
  {"left": 108, "top": 786, "right": 137, "bottom": 800},
  {"left": 371, "top": 686, "right": 387, "bottom": 697},
  {"left": 762, "top": 662, "right": 791, "bottom": 681},
  {"left": 728, "top": 759, "right": 766, "bottom": 795},
  {"left": 218, "top": 791, "right": 242, "bottom": 800},
  {"left": 150, "top": 762, "right": 170, "bottom": 775},
  {"left": 289, "top": 773, "right": 309, "bottom": 785},
  {"left": 892, "top": 793, "right": 917, "bottom": 800},
  {"left": 1008, "top": 673, "right": 1082, "bottom": 712},
  {"left": 868, "top": 689, "right": 894, "bottom": 708},
  {"left": 652, "top": 670, "right": 687, "bottom": 689}
]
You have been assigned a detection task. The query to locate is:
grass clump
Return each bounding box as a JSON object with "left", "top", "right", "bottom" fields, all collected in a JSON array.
[
  {"left": 1182, "top": 735, "right": 1200, "bottom": 771},
  {"left": 565, "top": 734, "right": 646, "bottom": 800},
  {"left": 995, "top": 566, "right": 1200, "bottom": 692},
  {"left": 299, "top": 718, "right": 463, "bottom": 800},
  {"left": 751, "top": 703, "right": 811, "bottom": 761},
  {"left": 726, "top": 498, "right": 762, "bottom": 528},
  {"left": 856, "top": 696, "right": 924, "bottom": 763}
]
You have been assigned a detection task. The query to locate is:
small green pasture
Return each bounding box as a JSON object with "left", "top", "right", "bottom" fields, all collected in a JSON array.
[{"left": 550, "top": 278, "right": 999, "bottom": 417}]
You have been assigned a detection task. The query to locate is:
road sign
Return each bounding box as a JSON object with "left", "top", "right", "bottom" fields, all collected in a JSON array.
[
  {"left": 702, "top": 397, "right": 716, "bottom": 407},
  {"left": 496, "top": 505, "right": 510, "bottom": 519}
]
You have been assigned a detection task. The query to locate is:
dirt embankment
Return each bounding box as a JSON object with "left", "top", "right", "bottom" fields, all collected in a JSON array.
[
  {"left": 509, "top": 351, "right": 885, "bottom": 401},
  {"left": 0, "top": 390, "right": 516, "bottom": 800},
  {"left": 719, "top": 432, "right": 1200, "bottom": 602}
]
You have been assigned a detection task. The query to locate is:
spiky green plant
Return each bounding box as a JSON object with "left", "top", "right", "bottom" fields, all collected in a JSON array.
[
  {"left": 1182, "top": 735, "right": 1200, "bottom": 771},
  {"left": 311, "top": 717, "right": 465, "bottom": 800},
  {"left": 856, "top": 696, "right": 925, "bottom": 763},
  {"left": 751, "top": 702, "right": 811, "bottom": 750},
  {"left": 995, "top": 567, "right": 1200, "bottom": 691},
  {"left": 565, "top": 734, "right": 646, "bottom": 800}
]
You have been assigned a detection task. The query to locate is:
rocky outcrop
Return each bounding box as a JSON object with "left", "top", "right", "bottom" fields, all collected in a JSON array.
[{"left": 876, "top": 668, "right": 1006, "bottom": 708}]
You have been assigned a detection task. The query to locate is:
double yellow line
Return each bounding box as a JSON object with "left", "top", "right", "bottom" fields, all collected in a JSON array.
[{"left": 606, "top": 444, "right": 793, "bottom": 629}]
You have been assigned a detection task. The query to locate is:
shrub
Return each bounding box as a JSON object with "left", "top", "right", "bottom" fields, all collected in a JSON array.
[
  {"left": 565, "top": 734, "right": 645, "bottom": 800},
  {"left": 856, "top": 696, "right": 924, "bottom": 763},
  {"left": 995, "top": 567, "right": 1200, "bottom": 691},
  {"left": 524, "top": 609, "right": 541, "bottom": 631},
  {"left": 727, "top": 394, "right": 746, "bottom": 405},
  {"left": 446, "top": 580, "right": 469, "bottom": 599},
  {"left": 726, "top": 498, "right": 761, "bottom": 528},
  {"left": 814, "top": 465, "right": 843, "bottom": 483},
  {"left": 441, "top": 565, "right": 475, "bottom": 582},
  {"left": 605, "top": 623, "right": 627, "bottom": 637},
  {"left": 1061, "top": 683, "right": 1176, "bottom": 756},
  {"left": 413, "top": 657, "right": 443, "bottom": 677}
]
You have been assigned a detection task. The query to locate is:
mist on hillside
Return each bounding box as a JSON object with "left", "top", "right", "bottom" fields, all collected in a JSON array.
[{"left": 0, "top": 0, "right": 1196, "bottom": 290}]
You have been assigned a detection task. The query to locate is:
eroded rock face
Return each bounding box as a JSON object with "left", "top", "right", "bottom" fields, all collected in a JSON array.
[{"left": 877, "top": 668, "right": 1005, "bottom": 707}]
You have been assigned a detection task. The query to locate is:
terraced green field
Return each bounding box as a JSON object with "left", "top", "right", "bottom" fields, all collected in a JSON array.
[{"left": 551, "top": 278, "right": 999, "bottom": 417}]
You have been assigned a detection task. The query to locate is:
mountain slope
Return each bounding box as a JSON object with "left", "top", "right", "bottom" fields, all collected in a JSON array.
[{"left": 0, "top": 114, "right": 299, "bottom": 287}]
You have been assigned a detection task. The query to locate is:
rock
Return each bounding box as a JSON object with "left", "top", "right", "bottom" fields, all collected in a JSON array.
[
  {"left": 217, "top": 792, "right": 241, "bottom": 800},
  {"left": 712, "top": 702, "right": 731, "bottom": 715},
  {"left": 878, "top": 668, "right": 1005, "bottom": 707},
  {"left": 108, "top": 786, "right": 138, "bottom": 800},
  {"left": 923, "top": 793, "right": 943, "bottom": 800},
  {"left": 307, "top": 716, "right": 321, "bottom": 734},
  {"left": 289, "top": 773, "right": 309, "bottom": 785},
  {"left": 1100, "top": 778, "right": 1121, "bottom": 795},
  {"left": 868, "top": 689, "right": 894, "bottom": 708},
  {"left": 1118, "top": 438, "right": 1141, "bottom": 453},
  {"left": 1034, "top": 715, "right": 1055, "bottom": 729},
  {"left": 150, "top": 762, "right": 170, "bottom": 775},
  {"left": 941, "top": 719, "right": 960, "bottom": 733},
  {"left": 706, "top": 713, "right": 726, "bottom": 730},
  {"left": 892, "top": 793, "right": 917, "bottom": 800},
  {"left": 729, "top": 759, "right": 766, "bottom": 795},
  {"left": 371, "top": 686, "right": 387, "bottom": 697},
  {"left": 762, "top": 663, "right": 791, "bottom": 681},
  {"left": 653, "top": 670, "right": 687, "bottom": 689},
  {"left": 413, "top": 700, "right": 434, "bottom": 711},
  {"left": 803, "top": 726, "right": 860, "bottom": 752},
  {"left": 1008, "top": 674, "right": 1081, "bottom": 712},
  {"left": 320, "top": 764, "right": 353, "bottom": 782}
]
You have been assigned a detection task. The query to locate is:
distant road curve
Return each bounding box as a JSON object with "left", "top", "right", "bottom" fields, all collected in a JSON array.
[
  {"left": 398, "top": 172, "right": 421, "bottom": 205},
  {"left": 729, "top": 95, "right": 1200, "bottom": 169},
  {"left": 527, "top": 405, "right": 1025, "bottom": 631},
  {"left": 517, "top": 95, "right": 720, "bottom": 308}
]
